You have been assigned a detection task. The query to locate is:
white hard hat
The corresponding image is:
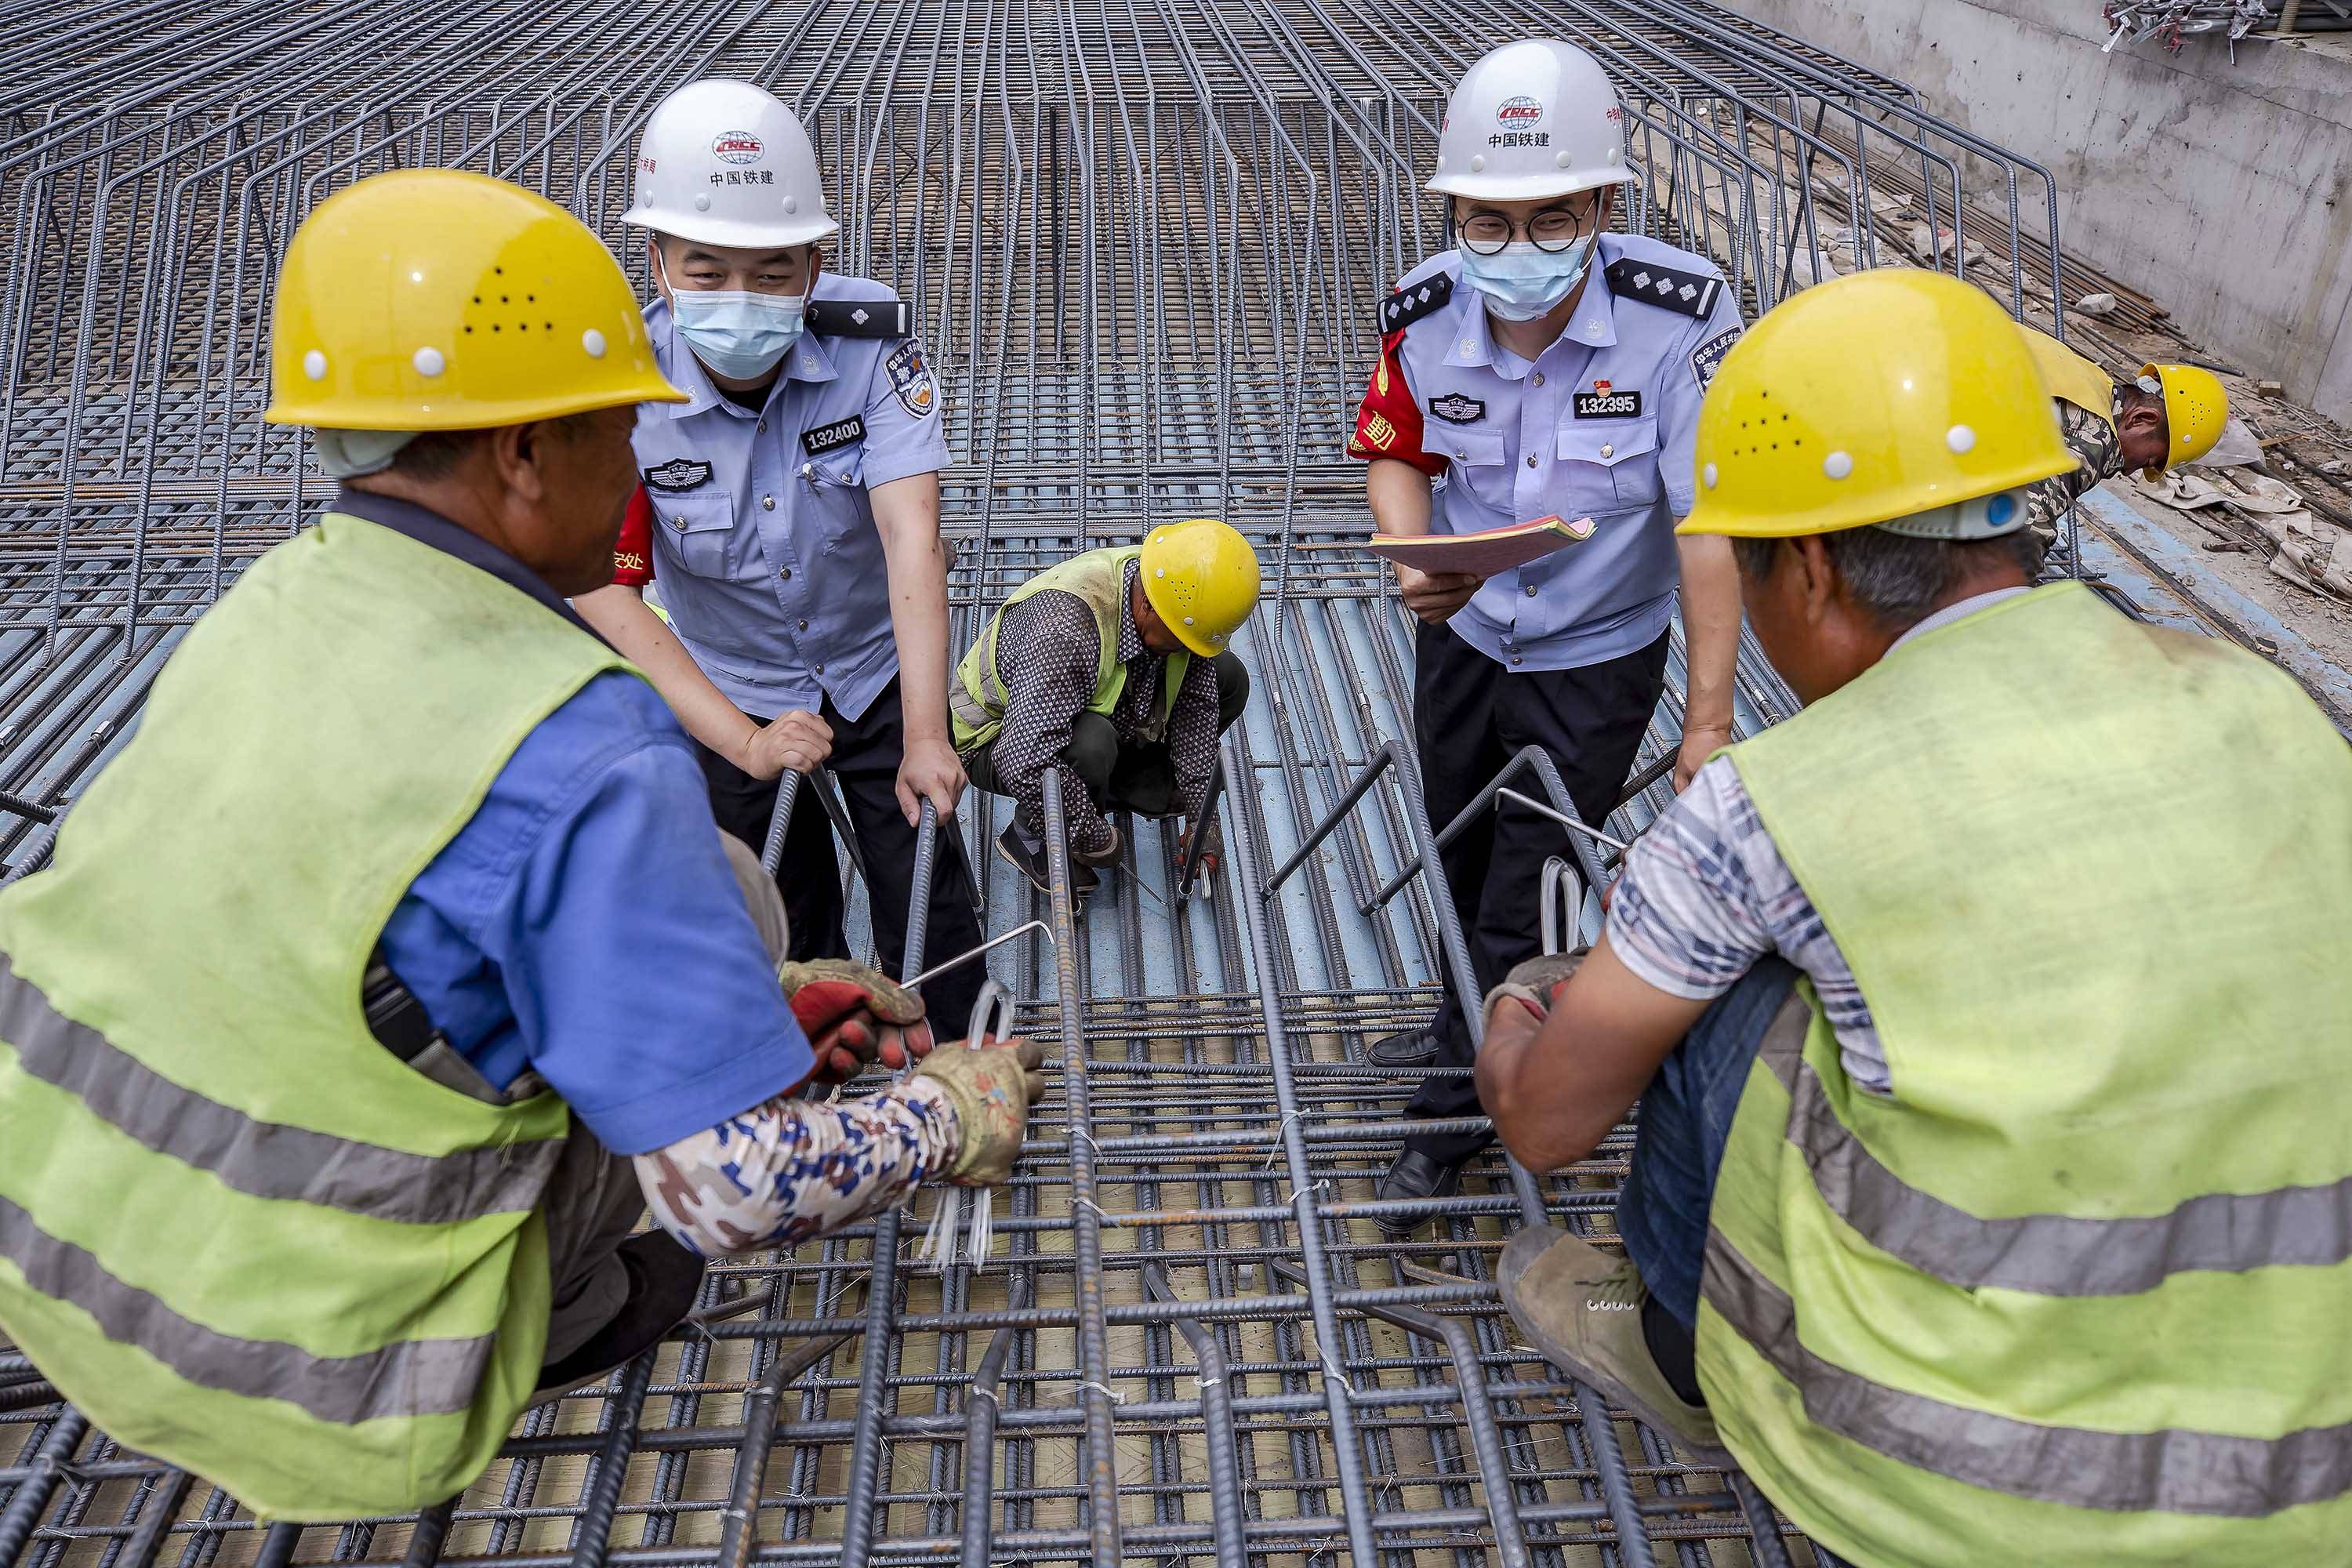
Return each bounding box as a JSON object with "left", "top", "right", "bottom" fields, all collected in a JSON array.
[
  {"left": 621, "top": 79, "right": 838, "bottom": 249},
  {"left": 1428, "top": 39, "right": 1636, "bottom": 203}
]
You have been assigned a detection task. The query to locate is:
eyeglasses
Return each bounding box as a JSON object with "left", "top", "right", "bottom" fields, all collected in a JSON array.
[{"left": 1458, "top": 205, "right": 1593, "bottom": 256}]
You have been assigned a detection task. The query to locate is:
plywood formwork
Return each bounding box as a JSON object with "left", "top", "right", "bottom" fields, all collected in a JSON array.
[{"left": 0, "top": 2, "right": 2276, "bottom": 1564}]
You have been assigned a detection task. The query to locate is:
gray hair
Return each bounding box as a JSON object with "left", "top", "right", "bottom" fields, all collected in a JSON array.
[{"left": 1731, "top": 527, "right": 2039, "bottom": 630}]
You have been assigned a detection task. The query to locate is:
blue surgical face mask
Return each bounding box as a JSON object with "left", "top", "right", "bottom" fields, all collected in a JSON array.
[
  {"left": 660, "top": 250, "right": 805, "bottom": 380},
  {"left": 1458, "top": 238, "right": 1595, "bottom": 322}
]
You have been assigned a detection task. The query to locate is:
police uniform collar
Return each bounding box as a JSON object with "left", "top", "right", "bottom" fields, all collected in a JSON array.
[{"left": 1566, "top": 242, "right": 1621, "bottom": 349}]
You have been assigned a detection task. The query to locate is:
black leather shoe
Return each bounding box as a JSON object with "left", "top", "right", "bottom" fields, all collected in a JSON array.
[
  {"left": 1366, "top": 1029, "right": 1439, "bottom": 1068},
  {"left": 532, "top": 1234, "right": 706, "bottom": 1400},
  {"left": 996, "top": 824, "right": 1099, "bottom": 898},
  {"left": 1374, "top": 1149, "right": 1464, "bottom": 1237}
]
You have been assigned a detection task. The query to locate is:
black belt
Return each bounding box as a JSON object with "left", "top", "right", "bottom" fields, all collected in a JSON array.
[{"left": 361, "top": 946, "right": 446, "bottom": 1062}]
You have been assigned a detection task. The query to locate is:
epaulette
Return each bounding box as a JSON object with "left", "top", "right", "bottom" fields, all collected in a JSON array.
[
  {"left": 1379, "top": 273, "right": 1454, "bottom": 334},
  {"left": 1605, "top": 257, "right": 1723, "bottom": 318},
  {"left": 805, "top": 298, "right": 913, "bottom": 339}
]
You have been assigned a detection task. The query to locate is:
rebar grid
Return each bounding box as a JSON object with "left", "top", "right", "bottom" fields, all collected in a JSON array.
[{"left": 0, "top": 2, "right": 2212, "bottom": 1563}]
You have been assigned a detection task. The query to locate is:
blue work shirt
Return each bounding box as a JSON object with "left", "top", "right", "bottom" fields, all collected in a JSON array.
[
  {"left": 1348, "top": 232, "right": 1744, "bottom": 671},
  {"left": 617, "top": 274, "right": 949, "bottom": 722},
  {"left": 345, "top": 489, "right": 815, "bottom": 1156}
]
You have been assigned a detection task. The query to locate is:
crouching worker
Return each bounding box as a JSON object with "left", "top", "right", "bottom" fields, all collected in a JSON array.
[
  {"left": 1473, "top": 271, "right": 2352, "bottom": 1564},
  {"left": 2017, "top": 322, "right": 2227, "bottom": 557},
  {"left": 952, "top": 519, "right": 1260, "bottom": 895},
  {"left": 0, "top": 171, "right": 1045, "bottom": 1523}
]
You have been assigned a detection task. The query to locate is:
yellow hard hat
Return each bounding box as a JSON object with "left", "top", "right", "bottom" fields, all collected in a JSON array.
[
  {"left": 263, "top": 169, "right": 684, "bottom": 430},
  {"left": 1139, "top": 518, "right": 1261, "bottom": 657},
  {"left": 2138, "top": 361, "right": 2227, "bottom": 478},
  {"left": 1679, "top": 270, "right": 2077, "bottom": 539}
]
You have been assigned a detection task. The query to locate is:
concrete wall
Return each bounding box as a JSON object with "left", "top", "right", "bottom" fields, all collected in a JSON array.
[{"left": 1726, "top": 0, "right": 2352, "bottom": 419}]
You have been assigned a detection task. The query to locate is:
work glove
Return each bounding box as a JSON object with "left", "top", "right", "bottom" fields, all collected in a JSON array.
[
  {"left": 914, "top": 1036, "right": 1048, "bottom": 1185},
  {"left": 1178, "top": 815, "right": 1222, "bottom": 888},
  {"left": 1479, "top": 949, "right": 1589, "bottom": 1053},
  {"left": 1072, "top": 821, "right": 1122, "bottom": 869},
  {"left": 779, "top": 960, "right": 936, "bottom": 1084}
]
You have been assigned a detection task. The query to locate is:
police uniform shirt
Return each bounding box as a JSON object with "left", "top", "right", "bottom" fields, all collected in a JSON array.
[
  {"left": 1348, "top": 232, "right": 1744, "bottom": 671},
  {"left": 614, "top": 273, "right": 948, "bottom": 721}
]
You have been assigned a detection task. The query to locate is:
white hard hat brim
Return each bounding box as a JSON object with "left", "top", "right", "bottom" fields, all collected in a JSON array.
[
  {"left": 620, "top": 204, "right": 840, "bottom": 251},
  {"left": 1425, "top": 164, "right": 1637, "bottom": 201}
]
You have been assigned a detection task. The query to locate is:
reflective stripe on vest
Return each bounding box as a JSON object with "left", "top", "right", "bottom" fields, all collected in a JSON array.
[
  {"left": 1696, "top": 583, "right": 2352, "bottom": 1563},
  {"left": 0, "top": 514, "right": 613, "bottom": 1521}
]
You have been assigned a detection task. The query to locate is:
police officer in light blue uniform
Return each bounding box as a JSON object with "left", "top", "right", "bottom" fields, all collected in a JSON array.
[
  {"left": 1345, "top": 38, "right": 1747, "bottom": 1221},
  {"left": 577, "top": 79, "right": 985, "bottom": 1030}
]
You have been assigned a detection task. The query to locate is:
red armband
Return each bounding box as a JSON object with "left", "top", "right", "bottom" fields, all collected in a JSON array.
[
  {"left": 612, "top": 485, "right": 655, "bottom": 586},
  {"left": 1346, "top": 334, "right": 1446, "bottom": 477}
]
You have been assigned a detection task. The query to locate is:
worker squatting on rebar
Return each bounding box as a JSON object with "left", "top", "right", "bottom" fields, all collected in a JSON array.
[
  {"left": 1473, "top": 268, "right": 2352, "bottom": 1563},
  {"left": 0, "top": 170, "right": 1046, "bottom": 1522}
]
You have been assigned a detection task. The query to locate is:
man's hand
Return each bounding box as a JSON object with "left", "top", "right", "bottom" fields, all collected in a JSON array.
[
  {"left": 896, "top": 735, "right": 967, "bottom": 825},
  {"left": 1673, "top": 720, "right": 1733, "bottom": 793},
  {"left": 1395, "top": 563, "right": 1484, "bottom": 626},
  {"left": 779, "top": 959, "right": 937, "bottom": 1083},
  {"left": 1178, "top": 815, "right": 1222, "bottom": 886},
  {"left": 739, "top": 710, "right": 833, "bottom": 782},
  {"left": 1479, "top": 949, "right": 1589, "bottom": 1071},
  {"left": 916, "top": 1036, "right": 1050, "bottom": 1185}
]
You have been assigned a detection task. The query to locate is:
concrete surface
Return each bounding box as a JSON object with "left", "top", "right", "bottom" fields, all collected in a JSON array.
[{"left": 1726, "top": 0, "right": 2352, "bottom": 420}]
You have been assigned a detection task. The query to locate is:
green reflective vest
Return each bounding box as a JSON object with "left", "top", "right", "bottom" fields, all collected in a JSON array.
[
  {"left": 1700, "top": 582, "right": 2352, "bottom": 1563},
  {"left": 949, "top": 546, "right": 1189, "bottom": 755},
  {"left": 0, "top": 514, "right": 631, "bottom": 1520}
]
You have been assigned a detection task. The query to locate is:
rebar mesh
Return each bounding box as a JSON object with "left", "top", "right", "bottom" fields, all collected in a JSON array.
[{"left": 0, "top": 2, "right": 2169, "bottom": 1563}]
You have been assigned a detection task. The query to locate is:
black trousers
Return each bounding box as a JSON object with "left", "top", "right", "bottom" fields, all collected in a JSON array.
[
  {"left": 696, "top": 679, "right": 987, "bottom": 1035},
  {"left": 964, "top": 652, "right": 1250, "bottom": 820},
  {"left": 1403, "top": 622, "right": 1669, "bottom": 1167}
]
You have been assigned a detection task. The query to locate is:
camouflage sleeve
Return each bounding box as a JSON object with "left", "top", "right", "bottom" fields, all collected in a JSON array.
[
  {"left": 632, "top": 1077, "right": 963, "bottom": 1256},
  {"left": 2024, "top": 399, "right": 2124, "bottom": 539}
]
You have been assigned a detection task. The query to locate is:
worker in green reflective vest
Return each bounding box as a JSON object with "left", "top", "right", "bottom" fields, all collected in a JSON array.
[
  {"left": 0, "top": 170, "right": 1044, "bottom": 1523},
  {"left": 1472, "top": 269, "right": 2352, "bottom": 1563}
]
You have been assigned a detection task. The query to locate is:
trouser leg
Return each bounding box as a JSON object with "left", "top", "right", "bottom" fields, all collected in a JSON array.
[
  {"left": 1406, "top": 629, "right": 1670, "bottom": 1167},
  {"left": 1616, "top": 957, "right": 1806, "bottom": 1332},
  {"left": 822, "top": 681, "right": 987, "bottom": 1030},
  {"left": 697, "top": 725, "right": 846, "bottom": 965}
]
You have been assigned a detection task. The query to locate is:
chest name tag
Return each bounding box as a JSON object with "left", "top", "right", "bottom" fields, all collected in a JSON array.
[
  {"left": 1573, "top": 389, "right": 1642, "bottom": 419},
  {"left": 642, "top": 458, "right": 713, "bottom": 492},
  {"left": 801, "top": 415, "right": 866, "bottom": 456}
]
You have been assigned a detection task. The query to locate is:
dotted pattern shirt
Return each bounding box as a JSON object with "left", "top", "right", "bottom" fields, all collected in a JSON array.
[{"left": 983, "top": 558, "right": 1221, "bottom": 852}]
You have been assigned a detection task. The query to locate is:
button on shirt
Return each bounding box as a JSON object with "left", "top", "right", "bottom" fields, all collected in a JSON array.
[
  {"left": 613, "top": 275, "right": 949, "bottom": 722},
  {"left": 343, "top": 490, "right": 817, "bottom": 1155},
  {"left": 1348, "top": 233, "right": 1744, "bottom": 671}
]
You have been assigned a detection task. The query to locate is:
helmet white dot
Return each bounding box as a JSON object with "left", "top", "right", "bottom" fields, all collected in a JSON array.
[
  {"left": 302, "top": 349, "right": 328, "bottom": 381},
  {"left": 582, "top": 328, "right": 608, "bottom": 359},
  {"left": 1824, "top": 450, "right": 1854, "bottom": 481},
  {"left": 1555, "top": 151, "right": 1574, "bottom": 169},
  {"left": 1183, "top": 615, "right": 1195, "bottom": 626},
  {"left": 1946, "top": 424, "right": 1976, "bottom": 454},
  {"left": 1606, "top": 147, "right": 1621, "bottom": 165},
  {"left": 412, "top": 347, "right": 445, "bottom": 378},
  {"left": 693, "top": 193, "right": 712, "bottom": 211},
  {"left": 782, "top": 195, "right": 798, "bottom": 213},
  {"left": 1702, "top": 462, "right": 1719, "bottom": 489},
  {"left": 1156, "top": 567, "right": 1166, "bottom": 577},
  {"left": 1469, "top": 154, "right": 1486, "bottom": 172}
]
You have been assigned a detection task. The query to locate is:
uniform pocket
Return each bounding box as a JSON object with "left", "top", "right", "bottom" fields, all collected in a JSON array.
[
  {"left": 1556, "top": 419, "right": 1662, "bottom": 513},
  {"left": 650, "top": 492, "right": 742, "bottom": 579},
  {"left": 1442, "top": 427, "right": 1513, "bottom": 512},
  {"left": 799, "top": 450, "right": 873, "bottom": 554}
]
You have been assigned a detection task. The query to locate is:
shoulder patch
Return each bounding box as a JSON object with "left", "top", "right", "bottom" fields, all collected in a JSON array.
[
  {"left": 885, "top": 339, "right": 936, "bottom": 418},
  {"left": 1605, "top": 258, "right": 1722, "bottom": 319},
  {"left": 1690, "top": 327, "right": 1741, "bottom": 392},
  {"left": 806, "top": 298, "right": 913, "bottom": 339},
  {"left": 642, "top": 458, "right": 713, "bottom": 492},
  {"left": 1379, "top": 273, "right": 1454, "bottom": 335}
]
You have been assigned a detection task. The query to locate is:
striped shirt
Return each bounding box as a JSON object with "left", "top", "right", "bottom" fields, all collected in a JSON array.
[{"left": 1605, "top": 587, "right": 2031, "bottom": 1097}]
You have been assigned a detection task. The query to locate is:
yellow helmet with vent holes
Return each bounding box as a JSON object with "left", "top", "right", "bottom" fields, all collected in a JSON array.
[
  {"left": 1138, "top": 518, "right": 1261, "bottom": 657},
  {"left": 1677, "top": 270, "right": 2076, "bottom": 539},
  {"left": 263, "top": 169, "right": 683, "bottom": 430},
  {"left": 2139, "top": 361, "right": 2227, "bottom": 479}
]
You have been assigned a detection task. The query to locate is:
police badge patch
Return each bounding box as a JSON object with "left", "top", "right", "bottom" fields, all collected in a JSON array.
[
  {"left": 886, "top": 340, "right": 936, "bottom": 419},
  {"left": 1690, "top": 328, "right": 1741, "bottom": 392},
  {"left": 642, "top": 458, "right": 713, "bottom": 492},
  {"left": 1428, "top": 393, "right": 1486, "bottom": 425}
]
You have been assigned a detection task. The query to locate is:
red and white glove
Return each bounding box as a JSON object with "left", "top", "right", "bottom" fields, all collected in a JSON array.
[{"left": 779, "top": 960, "right": 937, "bottom": 1084}]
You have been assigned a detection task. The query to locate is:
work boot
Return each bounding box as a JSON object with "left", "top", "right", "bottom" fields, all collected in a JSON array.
[
  {"left": 1373, "top": 1148, "right": 1463, "bottom": 1238},
  {"left": 996, "top": 823, "right": 1098, "bottom": 899},
  {"left": 1497, "top": 1226, "right": 1731, "bottom": 1467},
  {"left": 530, "top": 1233, "right": 706, "bottom": 1403},
  {"left": 1365, "top": 1029, "right": 1438, "bottom": 1068}
]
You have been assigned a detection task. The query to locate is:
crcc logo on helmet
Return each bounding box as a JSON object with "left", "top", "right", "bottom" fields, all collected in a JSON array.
[{"left": 712, "top": 132, "right": 764, "bottom": 165}]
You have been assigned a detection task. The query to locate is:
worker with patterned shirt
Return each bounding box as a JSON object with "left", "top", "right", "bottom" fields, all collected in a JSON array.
[
  {"left": 949, "top": 520, "right": 1261, "bottom": 896},
  {"left": 1476, "top": 271, "right": 2351, "bottom": 1564},
  {"left": 0, "top": 172, "right": 1044, "bottom": 1523},
  {"left": 575, "top": 79, "right": 986, "bottom": 1033},
  {"left": 2016, "top": 323, "right": 2227, "bottom": 555},
  {"left": 1346, "top": 38, "right": 1747, "bottom": 1225}
]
